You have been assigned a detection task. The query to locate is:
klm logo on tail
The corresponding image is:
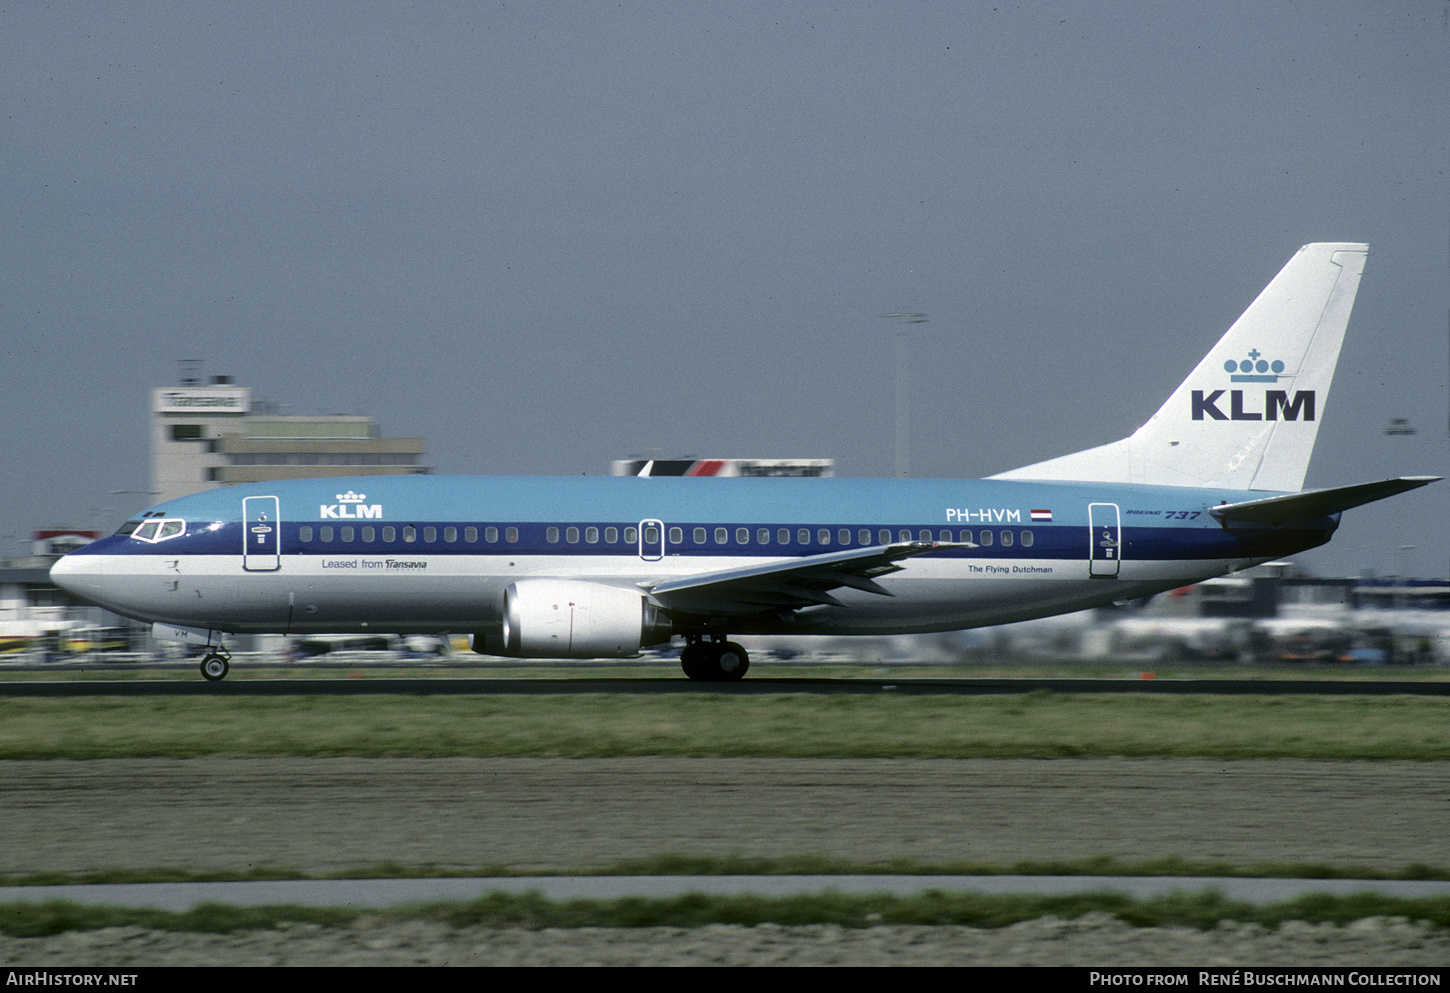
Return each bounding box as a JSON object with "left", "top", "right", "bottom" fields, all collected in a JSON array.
[{"left": 1191, "top": 349, "right": 1314, "bottom": 422}]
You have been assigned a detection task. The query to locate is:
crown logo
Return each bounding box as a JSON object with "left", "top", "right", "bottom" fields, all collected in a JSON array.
[
  {"left": 337, "top": 491, "right": 368, "bottom": 503},
  {"left": 1223, "top": 349, "right": 1287, "bottom": 383}
]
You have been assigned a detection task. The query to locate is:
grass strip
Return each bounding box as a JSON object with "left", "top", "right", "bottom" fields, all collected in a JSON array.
[
  {"left": 3, "top": 890, "right": 1450, "bottom": 937},
  {"left": 1, "top": 692, "right": 1448, "bottom": 760},
  {"left": 5, "top": 855, "right": 1450, "bottom": 888}
]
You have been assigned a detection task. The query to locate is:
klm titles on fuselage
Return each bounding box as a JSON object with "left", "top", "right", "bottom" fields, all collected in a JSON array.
[{"left": 319, "top": 491, "right": 382, "bottom": 519}]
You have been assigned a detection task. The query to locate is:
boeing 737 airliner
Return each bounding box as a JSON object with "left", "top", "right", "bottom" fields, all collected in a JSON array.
[{"left": 51, "top": 243, "right": 1437, "bottom": 680}]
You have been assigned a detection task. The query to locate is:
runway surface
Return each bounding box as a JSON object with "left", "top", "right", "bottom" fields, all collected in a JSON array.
[
  {"left": 1, "top": 757, "right": 1444, "bottom": 878},
  {"left": 4, "top": 675, "right": 1449, "bottom": 696}
]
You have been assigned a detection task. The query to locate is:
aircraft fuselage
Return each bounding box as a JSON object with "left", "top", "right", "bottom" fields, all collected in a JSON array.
[{"left": 51, "top": 474, "right": 1334, "bottom": 639}]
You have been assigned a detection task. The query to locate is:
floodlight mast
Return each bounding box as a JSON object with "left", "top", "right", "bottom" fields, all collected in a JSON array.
[{"left": 882, "top": 312, "right": 926, "bottom": 478}]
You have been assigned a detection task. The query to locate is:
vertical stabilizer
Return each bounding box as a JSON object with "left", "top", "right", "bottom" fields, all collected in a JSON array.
[{"left": 992, "top": 243, "right": 1368, "bottom": 491}]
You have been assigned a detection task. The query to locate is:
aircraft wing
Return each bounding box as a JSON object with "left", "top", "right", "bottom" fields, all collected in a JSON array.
[
  {"left": 1208, "top": 476, "right": 1440, "bottom": 525},
  {"left": 645, "top": 541, "right": 969, "bottom": 615}
]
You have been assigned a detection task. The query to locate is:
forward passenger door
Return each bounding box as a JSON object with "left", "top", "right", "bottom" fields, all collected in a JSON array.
[{"left": 242, "top": 495, "right": 281, "bottom": 572}]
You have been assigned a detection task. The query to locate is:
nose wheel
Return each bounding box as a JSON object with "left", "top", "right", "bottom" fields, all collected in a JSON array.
[
  {"left": 680, "top": 639, "right": 749, "bottom": 682},
  {"left": 200, "top": 650, "right": 231, "bottom": 681}
]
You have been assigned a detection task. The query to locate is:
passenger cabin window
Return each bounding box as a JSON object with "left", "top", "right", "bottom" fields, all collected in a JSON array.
[
  {"left": 383, "top": 526, "right": 396, "bottom": 542},
  {"left": 979, "top": 530, "right": 993, "bottom": 546},
  {"left": 320, "top": 526, "right": 333, "bottom": 542},
  {"left": 341, "top": 526, "right": 354, "bottom": 542},
  {"left": 445, "top": 527, "right": 457, "bottom": 542},
  {"left": 736, "top": 528, "right": 749, "bottom": 544},
  {"left": 715, "top": 527, "right": 728, "bottom": 544},
  {"left": 694, "top": 527, "right": 707, "bottom": 544},
  {"left": 567, "top": 527, "right": 580, "bottom": 543},
  {"left": 624, "top": 526, "right": 638, "bottom": 543},
  {"left": 465, "top": 526, "right": 478, "bottom": 542},
  {"left": 1001, "top": 530, "right": 1014, "bottom": 547},
  {"left": 299, "top": 526, "right": 313, "bottom": 541},
  {"left": 879, "top": 529, "right": 892, "bottom": 545},
  {"left": 839, "top": 529, "right": 851, "bottom": 545},
  {"left": 506, "top": 527, "right": 519, "bottom": 543},
  {"left": 605, "top": 527, "right": 617, "bottom": 543},
  {"left": 859, "top": 529, "right": 871, "bottom": 545},
  {"left": 547, "top": 527, "right": 560, "bottom": 543},
  {"left": 758, "top": 528, "right": 770, "bottom": 544},
  {"left": 670, "top": 527, "right": 683, "bottom": 544},
  {"left": 424, "top": 527, "right": 437, "bottom": 543},
  {"left": 587, "top": 527, "right": 600, "bottom": 543},
  {"left": 817, "top": 528, "right": 830, "bottom": 545},
  {"left": 798, "top": 528, "right": 810, "bottom": 544},
  {"left": 1021, "top": 530, "right": 1033, "bottom": 547},
  {"left": 362, "top": 526, "right": 375, "bottom": 541}
]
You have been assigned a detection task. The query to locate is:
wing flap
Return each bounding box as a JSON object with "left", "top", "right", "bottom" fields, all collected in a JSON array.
[{"left": 647, "top": 541, "right": 968, "bottom": 616}]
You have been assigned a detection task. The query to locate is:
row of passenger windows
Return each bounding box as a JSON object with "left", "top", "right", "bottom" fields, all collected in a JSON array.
[
  {"left": 296, "top": 524, "right": 1034, "bottom": 548},
  {"left": 653, "top": 527, "right": 1033, "bottom": 548},
  {"left": 300, "top": 525, "right": 508, "bottom": 544},
  {"left": 620, "top": 527, "right": 1033, "bottom": 548}
]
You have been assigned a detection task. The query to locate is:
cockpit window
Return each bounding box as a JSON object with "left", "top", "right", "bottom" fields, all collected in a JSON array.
[
  {"left": 114, "top": 520, "right": 140, "bottom": 537},
  {"left": 131, "top": 518, "right": 187, "bottom": 543}
]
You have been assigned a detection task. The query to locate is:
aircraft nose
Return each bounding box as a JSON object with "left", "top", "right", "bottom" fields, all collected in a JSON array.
[{"left": 49, "top": 550, "right": 117, "bottom": 608}]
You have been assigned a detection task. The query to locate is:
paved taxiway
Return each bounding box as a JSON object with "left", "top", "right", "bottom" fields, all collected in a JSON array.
[{"left": 6, "top": 874, "right": 1450, "bottom": 912}]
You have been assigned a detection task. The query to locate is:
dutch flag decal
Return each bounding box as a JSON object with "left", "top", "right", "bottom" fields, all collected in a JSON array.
[{"left": 1030, "top": 509, "right": 1053, "bottom": 522}]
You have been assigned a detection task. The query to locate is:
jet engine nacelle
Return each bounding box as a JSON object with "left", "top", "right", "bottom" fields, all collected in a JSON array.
[{"left": 472, "top": 579, "right": 673, "bottom": 659}]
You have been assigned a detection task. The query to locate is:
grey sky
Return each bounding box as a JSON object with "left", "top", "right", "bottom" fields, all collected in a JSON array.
[{"left": 2, "top": 2, "right": 1446, "bottom": 577}]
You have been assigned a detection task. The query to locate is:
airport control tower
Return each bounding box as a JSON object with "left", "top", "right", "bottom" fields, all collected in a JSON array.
[{"left": 150, "top": 369, "right": 427, "bottom": 505}]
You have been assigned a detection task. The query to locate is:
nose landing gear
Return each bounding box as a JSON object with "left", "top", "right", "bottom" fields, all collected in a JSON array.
[
  {"left": 680, "top": 637, "right": 749, "bottom": 682},
  {"left": 200, "top": 648, "right": 231, "bottom": 682}
]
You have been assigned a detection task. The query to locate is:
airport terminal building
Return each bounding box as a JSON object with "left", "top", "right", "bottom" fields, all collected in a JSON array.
[
  {"left": 152, "top": 377, "right": 428, "bottom": 504},
  {"left": 0, "top": 378, "right": 432, "bottom": 656}
]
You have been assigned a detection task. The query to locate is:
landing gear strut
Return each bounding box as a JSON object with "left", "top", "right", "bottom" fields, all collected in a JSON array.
[
  {"left": 680, "top": 637, "right": 749, "bottom": 682},
  {"left": 200, "top": 648, "right": 231, "bottom": 682}
]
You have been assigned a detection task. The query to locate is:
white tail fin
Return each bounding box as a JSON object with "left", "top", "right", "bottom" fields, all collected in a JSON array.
[{"left": 992, "top": 243, "right": 1368, "bottom": 492}]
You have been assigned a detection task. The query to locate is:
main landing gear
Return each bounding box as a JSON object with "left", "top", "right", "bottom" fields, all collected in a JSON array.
[
  {"left": 679, "top": 637, "right": 749, "bottom": 682},
  {"left": 200, "top": 647, "right": 231, "bottom": 682}
]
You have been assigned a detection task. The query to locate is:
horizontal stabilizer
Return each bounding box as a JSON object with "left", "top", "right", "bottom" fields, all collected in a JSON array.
[{"left": 1208, "top": 476, "right": 1440, "bottom": 525}]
